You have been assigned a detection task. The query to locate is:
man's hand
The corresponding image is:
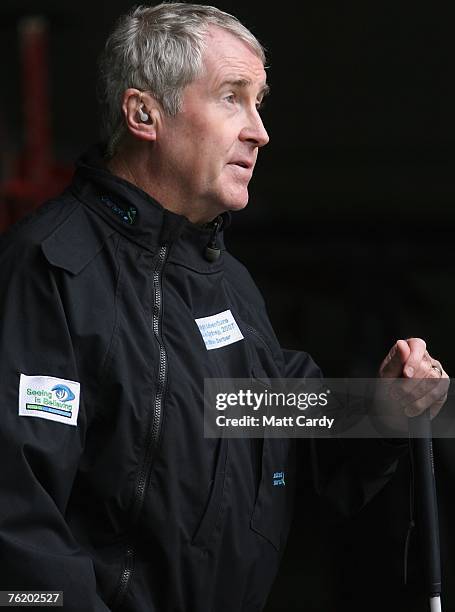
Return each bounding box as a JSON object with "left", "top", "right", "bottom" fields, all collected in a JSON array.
[{"left": 378, "top": 338, "right": 449, "bottom": 422}]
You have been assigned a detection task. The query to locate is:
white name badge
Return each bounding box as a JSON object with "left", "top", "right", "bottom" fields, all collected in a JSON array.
[
  {"left": 195, "top": 309, "right": 244, "bottom": 351},
  {"left": 19, "top": 374, "right": 81, "bottom": 426}
]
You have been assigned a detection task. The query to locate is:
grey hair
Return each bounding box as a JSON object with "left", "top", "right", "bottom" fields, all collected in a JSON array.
[{"left": 98, "top": 3, "right": 266, "bottom": 157}]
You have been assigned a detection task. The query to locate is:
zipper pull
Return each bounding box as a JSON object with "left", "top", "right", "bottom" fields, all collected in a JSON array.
[{"left": 204, "top": 216, "right": 222, "bottom": 262}]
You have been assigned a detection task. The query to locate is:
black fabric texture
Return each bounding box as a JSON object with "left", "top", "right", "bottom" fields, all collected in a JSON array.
[{"left": 0, "top": 147, "right": 405, "bottom": 611}]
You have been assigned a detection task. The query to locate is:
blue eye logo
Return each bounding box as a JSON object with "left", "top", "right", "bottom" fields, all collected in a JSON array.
[{"left": 51, "top": 384, "right": 75, "bottom": 402}]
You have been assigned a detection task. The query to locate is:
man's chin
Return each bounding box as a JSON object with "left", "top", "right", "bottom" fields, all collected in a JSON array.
[
  {"left": 222, "top": 191, "right": 250, "bottom": 213},
  {"left": 227, "top": 199, "right": 249, "bottom": 213},
  {"left": 206, "top": 188, "right": 250, "bottom": 217}
]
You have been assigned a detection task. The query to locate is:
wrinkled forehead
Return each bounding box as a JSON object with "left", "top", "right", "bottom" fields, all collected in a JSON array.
[
  {"left": 202, "top": 24, "right": 265, "bottom": 64},
  {"left": 200, "top": 26, "right": 267, "bottom": 90}
]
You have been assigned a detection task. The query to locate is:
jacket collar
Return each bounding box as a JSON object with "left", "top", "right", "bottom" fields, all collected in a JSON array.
[{"left": 70, "top": 145, "right": 229, "bottom": 273}]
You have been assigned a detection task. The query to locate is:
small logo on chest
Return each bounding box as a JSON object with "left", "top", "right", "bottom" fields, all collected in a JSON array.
[{"left": 273, "top": 471, "right": 285, "bottom": 486}]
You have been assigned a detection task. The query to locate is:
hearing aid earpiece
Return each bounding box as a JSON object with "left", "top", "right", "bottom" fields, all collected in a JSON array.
[{"left": 138, "top": 107, "right": 149, "bottom": 122}]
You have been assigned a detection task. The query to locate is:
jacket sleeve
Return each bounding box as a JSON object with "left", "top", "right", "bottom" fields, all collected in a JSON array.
[
  {"left": 0, "top": 238, "right": 110, "bottom": 611},
  {"left": 282, "top": 348, "right": 408, "bottom": 518}
]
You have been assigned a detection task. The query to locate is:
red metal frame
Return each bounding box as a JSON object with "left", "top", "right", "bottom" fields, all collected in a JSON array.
[{"left": 1, "top": 16, "right": 73, "bottom": 232}]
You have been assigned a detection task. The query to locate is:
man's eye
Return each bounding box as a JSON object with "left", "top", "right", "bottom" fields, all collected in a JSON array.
[
  {"left": 224, "top": 94, "right": 236, "bottom": 104},
  {"left": 256, "top": 100, "right": 264, "bottom": 111}
]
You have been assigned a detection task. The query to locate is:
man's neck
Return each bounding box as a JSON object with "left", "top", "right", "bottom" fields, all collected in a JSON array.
[{"left": 106, "top": 147, "right": 216, "bottom": 225}]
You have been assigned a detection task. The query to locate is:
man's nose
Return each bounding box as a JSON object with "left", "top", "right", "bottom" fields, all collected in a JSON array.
[{"left": 240, "top": 108, "right": 270, "bottom": 148}]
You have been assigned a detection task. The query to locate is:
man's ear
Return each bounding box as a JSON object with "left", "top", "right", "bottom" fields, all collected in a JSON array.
[{"left": 121, "top": 89, "right": 160, "bottom": 142}]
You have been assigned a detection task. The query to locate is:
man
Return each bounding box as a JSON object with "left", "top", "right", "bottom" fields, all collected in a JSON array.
[{"left": 0, "top": 4, "right": 448, "bottom": 611}]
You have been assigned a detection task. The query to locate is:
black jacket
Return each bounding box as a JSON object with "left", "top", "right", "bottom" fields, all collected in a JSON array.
[{"left": 0, "top": 148, "right": 404, "bottom": 611}]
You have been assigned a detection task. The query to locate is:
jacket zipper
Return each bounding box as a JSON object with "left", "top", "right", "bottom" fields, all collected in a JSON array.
[{"left": 113, "top": 244, "right": 169, "bottom": 609}]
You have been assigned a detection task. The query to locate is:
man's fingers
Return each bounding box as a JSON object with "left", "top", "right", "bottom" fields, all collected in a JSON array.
[
  {"left": 391, "top": 356, "right": 434, "bottom": 400},
  {"left": 376, "top": 337, "right": 450, "bottom": 429},
  {"left": 397, "top": 361, "right": 449, "bottom": 418},
  {"left": 404, "top": 378, "right": 449, "bottom": 417},
  {"left": 379, "top": 339, "right": 411, "bottom": 378},
  {"left": 403, "top": 337, "right": 427, "bottom": 378}
]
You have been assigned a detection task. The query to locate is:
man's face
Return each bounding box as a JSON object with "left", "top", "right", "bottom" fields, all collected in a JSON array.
[{"left": 157, "top": 26, "right": 269, "bottom": 222}]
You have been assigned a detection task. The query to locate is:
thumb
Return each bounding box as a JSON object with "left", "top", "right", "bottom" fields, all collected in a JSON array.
[{"left": 379, "top": 339, "right": 411, "bottom": 378}]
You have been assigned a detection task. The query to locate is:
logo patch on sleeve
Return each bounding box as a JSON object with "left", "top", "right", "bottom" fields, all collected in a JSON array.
[
  {"left": 19, "top": 374, "right": 81, "bottom": 426},
  {"left": 195, "top": 309, "right": 244, "bottom": 350}
]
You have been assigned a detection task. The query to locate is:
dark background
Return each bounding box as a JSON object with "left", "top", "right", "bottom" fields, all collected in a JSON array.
[{"left": 1, "top": 2, "right": 455, "bottom": 610}]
